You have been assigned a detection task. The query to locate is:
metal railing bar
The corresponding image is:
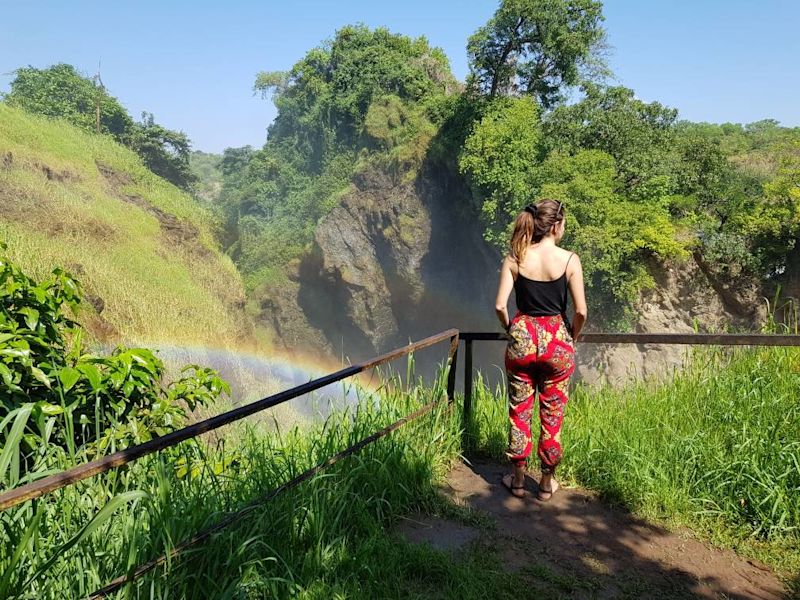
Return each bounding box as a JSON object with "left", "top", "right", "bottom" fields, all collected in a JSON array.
[{"left": 0, "top": 329, "right": 459, "bottom": 512}]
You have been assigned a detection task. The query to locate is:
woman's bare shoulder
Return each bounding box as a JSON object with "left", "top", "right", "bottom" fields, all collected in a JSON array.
[{"left": 501, "top": 255, "right": 518, "bottom": 272}]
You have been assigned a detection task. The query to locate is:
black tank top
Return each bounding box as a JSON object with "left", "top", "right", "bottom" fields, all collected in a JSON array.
[{"left": 514, "top": 253, "right": 574, "bottom": 331}]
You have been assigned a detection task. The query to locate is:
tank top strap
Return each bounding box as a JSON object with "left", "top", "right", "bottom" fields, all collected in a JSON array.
[{"left": 563, "top": 252, "right": 575, "bottom": 279}]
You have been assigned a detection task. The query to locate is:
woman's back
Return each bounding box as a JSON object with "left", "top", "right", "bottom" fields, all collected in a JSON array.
[
  {"left": 512, "top": 245, "right": 574, "bottom": 319},
  {"left": 513, "top": 245, "right": 573, "bottom": 282}
]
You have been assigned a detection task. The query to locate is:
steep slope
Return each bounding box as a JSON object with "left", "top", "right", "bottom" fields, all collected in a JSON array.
[{"left": 0, "top": 104, "right": 255, "bottom": 351}]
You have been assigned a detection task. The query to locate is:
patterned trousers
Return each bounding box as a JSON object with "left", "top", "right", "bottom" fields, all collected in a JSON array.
[{"left": 505, "top": 313, "right": 575, "bottom": 474}]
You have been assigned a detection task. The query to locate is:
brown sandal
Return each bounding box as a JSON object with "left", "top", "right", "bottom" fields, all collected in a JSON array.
[
  {"left": 536, "top": 479, "right": 559, "bottom": 502},
  {"left": 502, "top": 473, "right": 526, "bottom": 498}
]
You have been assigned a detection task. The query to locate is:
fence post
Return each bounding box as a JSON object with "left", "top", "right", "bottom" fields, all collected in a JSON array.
[
  {"left": 463, "top": 338, "right": 473, "bottom": 436},
  {"left": 446, "top": 333, "right": 459, "bottom": 403}
]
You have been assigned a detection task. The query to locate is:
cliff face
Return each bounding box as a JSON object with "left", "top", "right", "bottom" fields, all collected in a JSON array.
[
  {"left": 575, "top": 255, "right": 767, "bottom": 385},
  {"left": 260, "top": 165, "right": 499, "bottom": 364}
]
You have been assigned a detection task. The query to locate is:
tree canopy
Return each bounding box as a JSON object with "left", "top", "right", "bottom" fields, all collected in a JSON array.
[
  {"left": 3, "top": 64, "right": 196, "bottom": 190},
  {"left": 467, "top": 0, "right": 607, "bottom": 107}
]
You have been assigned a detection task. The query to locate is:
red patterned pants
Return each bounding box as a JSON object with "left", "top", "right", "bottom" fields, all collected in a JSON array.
[{"left": 505, "top": 313, "right": 575, "bottom": 474}]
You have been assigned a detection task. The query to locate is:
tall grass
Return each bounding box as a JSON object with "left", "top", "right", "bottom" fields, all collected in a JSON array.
[
  {"left": 0, "top": 104, "right": 255, "bottom": 350},
  {"left": 468, "top": 345, "right": 800, "bottom": 576},
  {"left": 2, "top": 362, "right": 510, "bottom": 598}
]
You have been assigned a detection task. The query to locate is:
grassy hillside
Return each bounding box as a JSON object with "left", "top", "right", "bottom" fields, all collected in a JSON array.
[{"left": 0, "top": 104, "right": 256, "bottom": 351}]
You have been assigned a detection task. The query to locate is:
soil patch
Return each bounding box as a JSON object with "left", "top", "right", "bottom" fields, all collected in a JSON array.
[
  {"left": 396, "top": 514, "right": 480, "bottom": 553},
  {"left": 439, "top": 460, "right": 786, "bottom": 599}
]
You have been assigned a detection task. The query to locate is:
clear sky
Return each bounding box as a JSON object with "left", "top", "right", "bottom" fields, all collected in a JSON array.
[{"left": 1, "top": 0, "right": 798, "bottom": 153}]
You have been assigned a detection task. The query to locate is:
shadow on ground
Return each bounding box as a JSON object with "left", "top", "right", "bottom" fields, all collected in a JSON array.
[{"left": 417, "top": 460, "right": 788, "bottom": 600}]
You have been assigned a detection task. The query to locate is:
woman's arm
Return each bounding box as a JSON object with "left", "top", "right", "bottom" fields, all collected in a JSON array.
[
  {"left": 567, "top": 254, "right": 588, "bottom": 340},
  {"left": 495, "top": 257, "right": 515, "bottom": 330}
]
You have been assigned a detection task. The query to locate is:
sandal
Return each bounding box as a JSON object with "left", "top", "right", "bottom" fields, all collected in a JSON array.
[
  {"left": 502, "top": 473, "right": 526, "bottom": 498},
  {"left": 536, "top": 479, "right": 559, "bottom": 502}
]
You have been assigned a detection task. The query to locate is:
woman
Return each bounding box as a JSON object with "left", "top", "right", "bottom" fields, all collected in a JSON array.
[{"left": 494, "top": 199, "right": 587, "bottom": 502}]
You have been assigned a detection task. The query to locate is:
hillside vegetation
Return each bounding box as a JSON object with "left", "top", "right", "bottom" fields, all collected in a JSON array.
[{"left": 0, "top": 103, "right": 255, "bottom": 350}]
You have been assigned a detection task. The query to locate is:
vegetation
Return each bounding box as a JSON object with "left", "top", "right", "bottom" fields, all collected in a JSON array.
[
  {"left": 3, "top": 64, "right": 196, "bottom": 190},
  {"left": 0, "top": 103, "right": 252, "bottom": 349},
  {"left": 466, "top": 0, "right": 607, "bottom": 105},
  {"left": 0, "top": 252, "right": 485, "bottom": 599}
]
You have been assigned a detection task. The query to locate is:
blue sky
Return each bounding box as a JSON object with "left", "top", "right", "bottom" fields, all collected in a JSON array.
[{"left": 1, "top": 0, "right": 798, "bottom": 153}]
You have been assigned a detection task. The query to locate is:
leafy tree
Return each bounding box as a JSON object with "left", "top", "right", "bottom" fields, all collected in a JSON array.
[
  {"left": 254, "top": 25, "right": 455, "bottom": 171},
  {"left": 543, "top": 86, "right": 678, "bottom": 188},
  {"left": 129, "top": 112, "right": 197, "bottom": 190},
  {"left": 4, "top": 64, "right": 196, "bottom": 190},
  {"left": 467, "top": 0, "right": 607, "bottom": 107},
  {"left": 4, "top": 63, "right": 132, "bottom": 137},
  {"left": 459, "top": 96, "right": 544, "bottom": 244}
]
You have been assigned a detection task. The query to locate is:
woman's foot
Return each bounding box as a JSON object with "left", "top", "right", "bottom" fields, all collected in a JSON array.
[
  {"left": 502, "top": 473, "right": 526, "bottom": 498},
  {"left": 536, "top": 476, "right": 560, "bottom": 502}
]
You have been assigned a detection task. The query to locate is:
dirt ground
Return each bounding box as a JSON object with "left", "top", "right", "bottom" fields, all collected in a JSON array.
[{"left": 398, "top": 460, "right": 789, "bottom": 600}]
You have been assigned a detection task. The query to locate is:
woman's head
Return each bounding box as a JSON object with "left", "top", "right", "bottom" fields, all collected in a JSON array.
[{"left": 509, "top": 199, "right": 566, "bottom": 262}]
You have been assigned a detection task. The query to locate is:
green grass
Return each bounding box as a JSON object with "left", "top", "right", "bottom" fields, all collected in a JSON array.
[
  {"left": 3, "top": 363, "right": 524, "bottom": 599},
  {"left": 0, "top": 103, "right": 257, "bottom": 351},
  {"left": 467, "top": 345, "right": 800, "bottom": 580}
]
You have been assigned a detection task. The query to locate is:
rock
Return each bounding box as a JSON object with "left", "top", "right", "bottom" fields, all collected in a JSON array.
[{"left": 576, "top": 255, "right": 767, "bottom": 386}]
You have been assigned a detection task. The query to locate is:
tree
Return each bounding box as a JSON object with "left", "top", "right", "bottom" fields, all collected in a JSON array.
[
  {"left": 467, "top": 0, "right": 607, "bottom": 107},
  {"left": 129, "top": 112, "right": 197, "bottom": 190},
  {"left": 459, "top": 96, "right": 544, "bottom": 245},
  {"left": 4, "top": 64, "right": 197, "bottom": 191},
  {"left": 543, "top": 85, "right": 678, "bottom": 189},
  {"left": 4, "top": 64, "right": 133, "bottom": 138}
]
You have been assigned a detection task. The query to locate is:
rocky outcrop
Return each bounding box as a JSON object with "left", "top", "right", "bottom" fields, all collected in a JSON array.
[
  {"left": 264, "top": 164, "right": 499, "bottom": 365},
  {"left": 575, "top": 255, "right": 767, "bottom": 385}
]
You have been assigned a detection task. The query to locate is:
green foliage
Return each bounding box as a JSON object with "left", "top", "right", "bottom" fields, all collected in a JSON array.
[
  {"left": 4, "top": 64, "right": 133, "bottom": 138},
  {"left": 460, "top": 92, "right": 688, "bottom": 317},
  {"left": 543, "top": 85, "right": 678, "bottom": 188},
  {"left": 4, "top": 64, "right": 195, "bottom": 190},
  {"left": 538, "top": 150, "right": 687, "bottom": 309},
  {"left": 459, "top": 96, "right": 543, "bottom": 233},
  {"left": 467, "top": 0, "right": 607, "bottom": 106},
  {"left": 127, "top": 112, "right": 197, "bottom": 191},
  {"left": 0, "top": 248, "right": 229, "bottom": 474}
]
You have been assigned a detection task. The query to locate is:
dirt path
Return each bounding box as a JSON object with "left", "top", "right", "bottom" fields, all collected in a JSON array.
[{"left": 402, "top": 460, "right": 788, "bottom": 599}]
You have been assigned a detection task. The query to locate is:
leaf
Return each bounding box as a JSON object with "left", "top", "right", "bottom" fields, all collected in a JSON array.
[
  {"left": 0, "top": 362, "right": 14, "bottom": 388},
  {"left": 0, "top": 504, "right": 42, "bottom": 597},
  {"left": 0, "top": 404, "right": 32, "bottom": 484},
  {"left": 77, "top": 362, "right": 102, "bottom": 391},
  {"left": 35, "top": 401, "right": 64, "bottom": 416},
  {"left": 29, "top": 366, "right": 51, "bottom": 389},
  {"left": 18, "top": 307, "right": 39, "bottom": 331},
  {"left": 20, "top": 491, "right": 147, "bottom": 590},
  {"left": 58, "top": 367, "right": 81, "bottom": 392}
]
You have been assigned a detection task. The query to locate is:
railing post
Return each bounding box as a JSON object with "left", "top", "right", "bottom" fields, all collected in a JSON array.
[
  {"left": 463, "top": 338, "right": 473, "bottom": 435},
  {"left": 446, "top": 332, "right": 459, "bottom": 403}
]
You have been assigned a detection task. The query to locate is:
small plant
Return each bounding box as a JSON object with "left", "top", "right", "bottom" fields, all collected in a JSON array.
[{"left": 0, "top": 242, "right": 230, "bottom": 487}]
